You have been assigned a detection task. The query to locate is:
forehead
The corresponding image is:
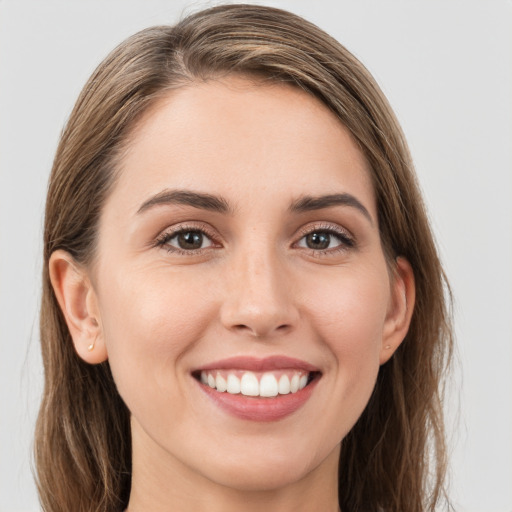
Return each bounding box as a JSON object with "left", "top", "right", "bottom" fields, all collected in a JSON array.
[{"left": 111, "top": 77, "right": 375, "bottom": 216}]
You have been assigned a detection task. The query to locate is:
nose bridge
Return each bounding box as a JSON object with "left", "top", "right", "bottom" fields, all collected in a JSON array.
[{"left": 220, "top": 239, "right": 297, "bottom": 337}]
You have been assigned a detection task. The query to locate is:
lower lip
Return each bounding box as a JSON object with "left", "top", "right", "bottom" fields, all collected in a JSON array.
[{"left": 197, "top": 377, "right": 319, "bottom": 422}]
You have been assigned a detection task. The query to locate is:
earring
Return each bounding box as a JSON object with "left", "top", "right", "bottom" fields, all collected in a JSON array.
[
  {"left": 385, "top": 345, "right": 391, "bottom": 350},
  {"left": 88, "top": 319, "right": 99, "bottom": 351}
]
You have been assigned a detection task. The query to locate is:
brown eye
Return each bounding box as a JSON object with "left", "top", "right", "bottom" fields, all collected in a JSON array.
[
  {"left": 166, "top": 230, "right": 213, "bottom": 251},
  {"left": 304, "top": 232, "right": 331, "bottom": 250},
  {"left": 297, "top": 229, "right": 354, "bottom": 251}
]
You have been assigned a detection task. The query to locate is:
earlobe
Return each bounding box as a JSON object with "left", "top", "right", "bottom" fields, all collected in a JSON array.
[
  {"left": 49, "top": 250, "right": 108, "bottom": 364},
  {"left": 380, "top": 257, "right": 415, "bottom": 365}
]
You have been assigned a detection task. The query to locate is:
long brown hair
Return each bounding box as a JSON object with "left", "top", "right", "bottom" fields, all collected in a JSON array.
[{"left": 36, "top": 4, "right": 453, "bottom": 511}]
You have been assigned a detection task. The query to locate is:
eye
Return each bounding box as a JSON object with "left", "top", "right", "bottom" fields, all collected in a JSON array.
[
  {"left": 296, "top": 228, "right": 354, "bottom": 252},
  {"left": 157, "top": 228, "right": 214, "bottom": 252}
]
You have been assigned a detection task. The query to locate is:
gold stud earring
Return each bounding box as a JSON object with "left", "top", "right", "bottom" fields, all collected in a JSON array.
[
  {"left": 88, "top": 320, "right": 99, "bottom": 351},
  {"left": 385, "top": 345, "right": 391, "bottom": 350}
]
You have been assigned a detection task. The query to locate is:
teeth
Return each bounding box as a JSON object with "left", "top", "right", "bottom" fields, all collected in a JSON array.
[
  {"left": 278, "top": 374, "right": 290, "bottom": 395},
  {"left": 290, "top": 374, "right": 300, "bottom": 393},
  {"left": 259, "top": 373, "right": 278, "bottom": 397},
  {"left": 215, "top": 374, "right": 227, "bottom": 392},
  {"left": 227, "top": 373, "right": 241, "bottom": 394},
  {"left": 240, "top": 372, "right": 259, "bottom": 396},
  {"left": 199, "top": 369, "right": 312, "bottom": 397}
]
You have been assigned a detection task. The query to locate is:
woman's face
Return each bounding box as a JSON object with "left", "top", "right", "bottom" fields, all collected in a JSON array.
[{"left": 76, "top": 77, "right": 412, "bottom": 492}]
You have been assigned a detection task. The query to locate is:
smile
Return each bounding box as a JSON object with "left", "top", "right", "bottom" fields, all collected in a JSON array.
[
  {"left": 198, "top": 369, "right": 312, "bottom": 397},
  {"left": 193, "top": 356, "right": 322, "bottom": 421}
]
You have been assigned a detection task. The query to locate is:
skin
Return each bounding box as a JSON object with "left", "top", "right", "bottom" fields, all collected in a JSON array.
[{"left": 50, "top": 77, "right": 415, "bottom": 512}]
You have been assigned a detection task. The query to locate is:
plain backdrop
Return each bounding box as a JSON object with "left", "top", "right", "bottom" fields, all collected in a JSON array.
[{"left": 1, "top": 1, "right": 511, "bottom": 511}]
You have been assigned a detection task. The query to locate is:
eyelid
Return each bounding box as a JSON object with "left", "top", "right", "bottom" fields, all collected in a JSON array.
[
  {"left": 152, "top": 220, "right": 356, "bottom": 256},
  {"left": 294, "top": 222, "right": 354, "bottom": 240},
  {"left": 293, "top": 222, "right": 356, "bottom": 251},
  {"left": 154, "top": 221, "right": 222, "bottom": 253}
]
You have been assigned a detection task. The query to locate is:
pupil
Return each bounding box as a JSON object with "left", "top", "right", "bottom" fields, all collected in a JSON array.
[
  {"left": 178, "top": 231, "right": 203, "bottom": 249},
  {"left": 306, "top": 232, "right": 330, "bottom": 249}
]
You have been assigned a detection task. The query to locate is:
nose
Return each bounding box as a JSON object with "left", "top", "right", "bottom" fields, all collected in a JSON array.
[{"left": 219, "top": 248, "right": 299, "bottom": 339}]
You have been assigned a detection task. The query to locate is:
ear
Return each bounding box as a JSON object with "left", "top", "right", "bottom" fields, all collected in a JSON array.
[
  {"left": 380, "top": 256, "right": 415, "bottom": 365},
  {"left": 49, "top": 250, "right": 108, "bottom": 364}
]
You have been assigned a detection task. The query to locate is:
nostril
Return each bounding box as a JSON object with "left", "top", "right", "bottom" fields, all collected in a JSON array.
[{"left": 230, "top": 322, "right": 291, "bottom": 337}]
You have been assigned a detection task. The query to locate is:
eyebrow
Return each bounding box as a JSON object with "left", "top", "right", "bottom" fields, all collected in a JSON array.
[
  {"left": 137, "top": 189, "right": 373, "bottom": 224},
  {"left": 289, "top": 193, "right": 373, "bottom": 224},
  {"left": 137, "top": 189, "right": 232, "bottom": 215}
]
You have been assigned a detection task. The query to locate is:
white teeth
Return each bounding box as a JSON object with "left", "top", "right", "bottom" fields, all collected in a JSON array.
[
  {"left": 215, "top": 374, "right": 227, "bottom": 392},
  {"left": 290, "top": 374, "right": 300, "bottom": 393},
  {"left": 259, "top": 373, "right": 278, "bottom": 397},
  {"left": 200, "top": 369, "right": 313, "bottom": 397},
  {"left": 226, "top": 374, "right": 241, "bottom": 394},
  {"left": 240, "top": 372, "right": 259, "bottom": 396},
  {"left": 278, "top": 374, "right": 290, "bottom": 395}
]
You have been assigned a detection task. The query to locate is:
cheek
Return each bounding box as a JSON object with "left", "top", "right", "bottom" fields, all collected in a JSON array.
[
  {"left": 307, "top": 263, "right": 390, "bottom": 346},
  {"left": 97, "top": 266, "right": 217, "bottom": 408},
  {"left": 302, "top": 264, "right": 390, "bottom": 410}
]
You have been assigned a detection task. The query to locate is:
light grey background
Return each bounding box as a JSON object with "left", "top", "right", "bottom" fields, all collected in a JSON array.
[{"left": 1, "top": 1, "right": 511, "bottom": 511}]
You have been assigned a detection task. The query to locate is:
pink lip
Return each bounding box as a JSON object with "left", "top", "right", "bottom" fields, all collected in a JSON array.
[
  {"left": 195, "top": 355, "right": 320, "bottom": 372},
  {"left": 193, "top": 355, "right": 321, "bottom": 422},
  {"left": 198, "top": 378, "right": 319, "bottom": 422}
]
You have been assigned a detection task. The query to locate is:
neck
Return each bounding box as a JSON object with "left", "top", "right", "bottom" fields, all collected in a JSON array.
[{"left": 126, "top": 422, "right": 341, "bottom": 512}]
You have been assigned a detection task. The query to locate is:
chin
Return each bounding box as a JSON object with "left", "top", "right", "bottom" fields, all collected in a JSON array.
[
  {"left": 183, "top": 435, "right": 339, "bottom": 494},
  {"left": 199, "top": 456, "right": 313, "bottom": 492}
]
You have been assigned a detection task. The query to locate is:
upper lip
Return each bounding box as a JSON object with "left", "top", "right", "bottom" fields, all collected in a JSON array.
[{"left": 194, "top": 355, "right": 320, "bottom": 373}]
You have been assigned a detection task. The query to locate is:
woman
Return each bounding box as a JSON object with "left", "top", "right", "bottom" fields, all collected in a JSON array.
[{"left": 35, "top": 4, "right": 453, "bottom": 511}]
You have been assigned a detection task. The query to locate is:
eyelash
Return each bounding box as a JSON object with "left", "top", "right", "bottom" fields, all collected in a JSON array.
[
  {"left": 154, "top": 223, "right": 356, "bottom": 256},
  {"left": 155, "top": 223, "right": 219, "bottom": 256},
  {"left": 294, "top": 223, "right": 355, "bottom": 255}
]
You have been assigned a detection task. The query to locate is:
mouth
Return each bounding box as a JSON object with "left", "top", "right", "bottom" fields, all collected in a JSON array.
[
  {"left": 192, "top": 356, "right": 322, "bottom": 421},
  {"left": 193, "top": 368, "right": 320, "bottom": 397}
]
